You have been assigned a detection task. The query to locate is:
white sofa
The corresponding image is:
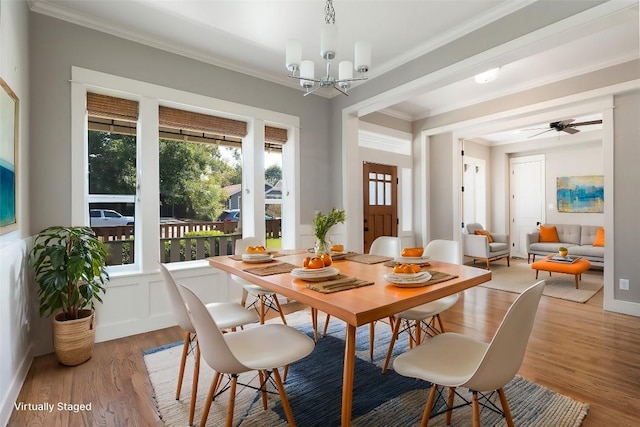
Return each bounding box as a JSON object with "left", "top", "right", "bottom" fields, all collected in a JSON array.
[
  {"left": 526, "top": 224, "right": 604, "bottom": 267},
  {"left": 463, "top": 223, "right": 510, "bottom": 269}
]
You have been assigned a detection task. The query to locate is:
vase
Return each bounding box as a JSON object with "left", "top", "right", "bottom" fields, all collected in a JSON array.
[{"left": 314, "top": 238, "right": 332, "bottom": 255}]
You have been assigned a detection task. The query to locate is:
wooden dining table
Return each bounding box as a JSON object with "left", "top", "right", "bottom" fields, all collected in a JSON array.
[{"left": 209, "top": 251, "right": 491, "bottom": 427}]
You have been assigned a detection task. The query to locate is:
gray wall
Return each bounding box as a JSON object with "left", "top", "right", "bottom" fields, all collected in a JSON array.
[
  {"left": 29, "top": 13, "right": 332, "bottom": 232},
  {"left": 613, "top": 91, "right": 640, "bottom": 302}
]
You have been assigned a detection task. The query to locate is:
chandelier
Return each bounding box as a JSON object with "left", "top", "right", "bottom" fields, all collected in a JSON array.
[{"left": 285, "top": 0, "right": 371, "bottom": 96}]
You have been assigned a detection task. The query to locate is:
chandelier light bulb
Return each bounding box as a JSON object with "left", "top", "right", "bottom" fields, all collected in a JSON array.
[
  {"left": 320, "top": 23, "right": 338, "bottom": 60},
  {"left": 300, "top": 60, "right": 315, "bottom": 88},
  {"left": 355, "top": 42, "right": 371, "bottom": 73},
  {"left": 286, "top": 39, "right": 302, "bottom": 71}
]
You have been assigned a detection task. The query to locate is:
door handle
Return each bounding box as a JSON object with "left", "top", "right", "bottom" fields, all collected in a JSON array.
[{"left": 364, "top": 227, "right": 369, "bottom": 232}]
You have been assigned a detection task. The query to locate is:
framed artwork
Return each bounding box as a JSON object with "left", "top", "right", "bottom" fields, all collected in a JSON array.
[
  {"left": 557, "top": 175, "right": 604, "bottom": 213},
  {"left": 1, "top": 78, "right": 19, "bottom": 235}
]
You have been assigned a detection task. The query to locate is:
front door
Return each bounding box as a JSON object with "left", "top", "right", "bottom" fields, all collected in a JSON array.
[{"left": 363, "top": 162, "right": 398, "bottom": 253}]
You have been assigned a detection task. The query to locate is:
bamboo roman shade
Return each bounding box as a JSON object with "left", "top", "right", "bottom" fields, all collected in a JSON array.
[
  {"left": 265, "top": 126, "right": 288, "bottom": 144},
  {"left": 159, "top": 106, "right": 247, "bottom": 138},
  {"left": 87, "top": 93, "right": 139, "bottom": 121}
]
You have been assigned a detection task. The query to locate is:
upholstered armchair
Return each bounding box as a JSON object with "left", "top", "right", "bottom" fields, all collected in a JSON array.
[{"left": 463, "top": 223, "right": 510, "bottom": 269}]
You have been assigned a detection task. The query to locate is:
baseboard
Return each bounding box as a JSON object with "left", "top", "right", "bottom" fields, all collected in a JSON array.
[{"left": 0, "top": 343, "right": 33, "bottom": 427}]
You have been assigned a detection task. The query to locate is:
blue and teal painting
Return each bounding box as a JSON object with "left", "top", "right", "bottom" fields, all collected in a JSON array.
[
  {"left": 0, "top": 157, "right": 16, "bottom": 227},
  {"left": 557, "top": 175, "right": 604, "bottom": 213}
]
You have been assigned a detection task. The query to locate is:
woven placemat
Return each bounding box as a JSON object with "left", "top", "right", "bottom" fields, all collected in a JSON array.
[
  {"left": 383, "top": 260, "right": 431, "bottom": 268},
  {"left": 306, "top": 274, "right": 374, "bottom": 293},
  {"left": 242, "top": 262, "right": 298, "bottom": 276},
  {"left": 345, "top": 253, "right": 394, "bottom": 264}
]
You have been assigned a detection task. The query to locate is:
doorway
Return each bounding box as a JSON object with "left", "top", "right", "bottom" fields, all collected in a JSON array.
[
  {"left": 463, "top": 156, "right": 487, "bottom": 228},
  {"left": 362, "top": 162, "right": 398, "bottom": 253},
  {"left": 510, "top": 154, "right": 545, "bottom": 258}
]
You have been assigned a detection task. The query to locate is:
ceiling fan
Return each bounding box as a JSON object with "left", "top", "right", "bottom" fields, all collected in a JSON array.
[{"left": 528, "top": 118, "right": 603, "bottom": 138}]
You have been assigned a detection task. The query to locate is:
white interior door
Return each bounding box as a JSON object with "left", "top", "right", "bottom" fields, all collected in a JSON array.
[
  {"left": 510, "top": 155, "right": 545, "bottom": 258},
  {"left": 463, "top": 157, "right": 486, "bottom": 228}
]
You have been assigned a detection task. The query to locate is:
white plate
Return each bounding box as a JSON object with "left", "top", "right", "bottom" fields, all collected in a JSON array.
[
  {"left": 384, "top": 271, "right": 432, "bottom": 284},
  {"left": 291, "top": 266, "right": 340, "bottom": 280},
  {"left": 394, "top": 256, "right": 430, "bottom": 264},
  {"left": 242, "top": 253, "right": 272, "bottom": 262}
]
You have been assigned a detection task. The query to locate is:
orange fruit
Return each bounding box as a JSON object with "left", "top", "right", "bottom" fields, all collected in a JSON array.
[
  {"left": 303, "top": 256, "right": 311, "bottom": 268},
  {"left": 246, "top": 246, "right": 256, "bottom": 253},
  {"left": 307, "top": 256, "right": 325, "bottom": 269},
  {"left": 393, "top": 263, "right": 403, "bottom": 274},
  {"left": 254, "top": 245, "right": 266, "bottom": 253},
  {"left": 401, "top": 247, "right": 424, "bottom": 257},
  {"left": 410, "top": 264, "right": 421, "bottom": 273},
  {"left": 330, "top": 244, "right": 344, "bottom": 252},
  {"left": 320, "top": 253, "right": 332, "bottom": 267}
]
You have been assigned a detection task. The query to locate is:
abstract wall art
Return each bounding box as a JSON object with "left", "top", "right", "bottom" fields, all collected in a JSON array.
[
  {"left": 557, "top": 175, "right": 604, "bottom": 213},
  {"left": 1, "top": 78, "right": 19, "bottom": 235}
]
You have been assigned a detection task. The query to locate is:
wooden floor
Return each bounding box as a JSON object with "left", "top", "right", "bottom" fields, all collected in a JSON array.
[{"left": 9, "top": 266, "right": 640, "bottom": 426}]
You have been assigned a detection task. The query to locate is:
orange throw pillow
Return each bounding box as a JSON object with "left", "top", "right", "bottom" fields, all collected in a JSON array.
[
  {"left": 593, "top": 228, "right": 605, "bottom": 247},
  {"left": 539, "top": 225, "right": 559, "bottom": 243},
  {"left": 474, "top": 229, "right": 494, "bottom": 243}
]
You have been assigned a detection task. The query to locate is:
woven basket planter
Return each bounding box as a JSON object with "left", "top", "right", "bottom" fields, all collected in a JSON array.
[{"left": 53, "top": 309, "right": 96, "bottom": 366}]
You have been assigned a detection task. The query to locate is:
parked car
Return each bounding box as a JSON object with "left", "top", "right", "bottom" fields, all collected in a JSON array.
[
  {"left": 217, "top": 209, "right": 274, "bottom": 221},
  {"left": 90, "top": 209, "right": 134, "bottom": 227}
]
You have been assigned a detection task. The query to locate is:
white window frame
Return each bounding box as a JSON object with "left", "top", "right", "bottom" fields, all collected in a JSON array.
[{"left": 71, "top": 66, "right": 300, "bottom": 276}]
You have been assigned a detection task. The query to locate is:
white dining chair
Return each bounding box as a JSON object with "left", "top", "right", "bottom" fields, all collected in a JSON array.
[
  {"left": 393, "top": 280, "right": 545, "bottom": 427},
  {"left": 158, "top": 263, "right": 258, "bottom": 425},
  {"left": 382, "top": 239, "right": 461, "bottom": 373},
  {"left": 234, "top": 237, "right": 287, "bottom": 325},
  {"left": 179, "top": 283, "right": 315, "bottom": 427},
  {"left": 318, "top": 235, "right": 399, "bottom": 358}
]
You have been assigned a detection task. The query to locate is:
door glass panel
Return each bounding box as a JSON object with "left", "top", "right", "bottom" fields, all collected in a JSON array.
[{"left": 369, "top": 181, "right": 376, "bottom": 205}]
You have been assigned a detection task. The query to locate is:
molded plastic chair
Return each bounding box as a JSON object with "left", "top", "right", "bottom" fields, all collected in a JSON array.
[
  {"left": 383, "top": 239, "right": 461, "bottom": 373},
  {"left": 318, "top": 235, "right": 399, "bottom": 357},
  {"left": 393, "top": 280, "right": 545, "bottom": 427},
  {"left": 234, "top": 237, "right": 287, "bottom": 324},
  {"left": 179, "top": 284, "right": 315, "bottom": 427},
  {"left": 159, "top": 264, "right": 258, "bottom": 425}
]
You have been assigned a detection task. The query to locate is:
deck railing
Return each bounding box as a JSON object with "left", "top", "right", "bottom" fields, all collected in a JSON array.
[{"left": 92, "top": 219, "right": 280, "bottom": 265}]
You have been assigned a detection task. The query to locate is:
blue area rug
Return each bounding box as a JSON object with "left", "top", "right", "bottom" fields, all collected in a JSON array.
[{"left": 143, "top": 309, "right": 589, "bottom": 426}]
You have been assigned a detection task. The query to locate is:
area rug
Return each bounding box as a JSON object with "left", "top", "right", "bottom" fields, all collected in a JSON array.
[
  {"left": 477, "top": 260, "right": 603, "bottom": 303},
  {"left": 144, "top": 310, "right": 589, "bottom": 426}
]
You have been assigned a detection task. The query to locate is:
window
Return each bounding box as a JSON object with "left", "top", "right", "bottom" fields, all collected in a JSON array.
[{"left": 72, "top": 67, "right": 300, "bottom": 273}]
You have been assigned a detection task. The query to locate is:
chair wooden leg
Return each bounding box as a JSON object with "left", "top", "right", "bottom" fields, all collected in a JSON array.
[
  {"left": 273, "top": 368, "right": 296, "bottom": 426},
  {"left": 485, "top": 259, "right": 490, "bottom": 269},
  {"left": 369, "top": 321, "right": 375, "bottom": 360},
  {"left": 498, "top": 387, "right": 515, "bottom": 427},
  {"left": 225, "top": 375, "right": 238, "bottom": 427},
  {"left": 258, "top": 370, "right": 268, "bottom": 410},
  {"left": 420, "top": 383, "right": 438, "bottom": 427},
  {"left": 240, "top": 287, "right": 248, "bottom": 307},
  {"left": 415, "top": 320, "right": 422, "bottom": 346},
  {"left": 506, "top": 256, "right": 510, "bottom": 267},
  {"left": 176, "top": 331, "right": 190, "bottom": 400},
  {"left": 471, "top": 391, "right": 481, "bottom": 427},
  {"left": 259, "top": 294, "right": 266, "bottom": 324},
  {"left": 435, "top": 314, "right": 446, "bottom": 333},
  {"left": 323, "top": 313, "right": 331, "bottom": 337},
  {"left": 382, "top": 316, "right": 402, "bottom": 373},
  {"left": 211, "top": 371, "right": 221, "bottom": 401},
  {"left": 283, "top": 364, "right": 289, "bottom": 381},
  {"left": 446, "top": 387, "right": 455, "bottom": 425},
  {"left": 311, "top": 308, "right": 318, "bottom": 342},
  {"left": 189, "top": 341, "right": 201, "bottom": 426},
  {"left": 273, "top": 295, "right": 288, "bottom": 325},
  {"left": 200, "top": 373, "right": 218, "bottom": 427}
]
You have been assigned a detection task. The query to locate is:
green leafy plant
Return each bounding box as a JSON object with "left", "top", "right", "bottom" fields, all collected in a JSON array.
[
  {"left": 558, "top": 246, "right": 568, "bottom": 252},
  {"left": 29, "top": 226, "right": 109, "bottom": 320},
  {"left": 313, "top": 208, "right": 346, "bottom": 240}
]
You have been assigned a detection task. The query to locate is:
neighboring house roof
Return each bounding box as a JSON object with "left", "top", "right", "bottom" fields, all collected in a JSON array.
[{"left": 223, "top": 184, "right": 242, "bottom": 197}]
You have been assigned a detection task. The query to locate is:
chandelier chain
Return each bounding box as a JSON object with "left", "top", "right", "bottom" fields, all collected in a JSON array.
[{"left": 325, "top": 0, "right": 335, "bottom": 24}]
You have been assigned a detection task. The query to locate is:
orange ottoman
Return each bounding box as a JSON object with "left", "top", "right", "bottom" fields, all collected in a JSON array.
[{"left": 531, "top": 255, "right": 591, "bottom": 289}]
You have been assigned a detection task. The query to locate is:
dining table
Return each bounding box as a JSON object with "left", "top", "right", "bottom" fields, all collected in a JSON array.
[{"left": 209, "top": 250, "right": 492, "bottom": 427}]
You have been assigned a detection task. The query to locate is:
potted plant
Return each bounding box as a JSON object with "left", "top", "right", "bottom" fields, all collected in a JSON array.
[
  {"left": 558, "top": 246, "right": 569, "bottom": 257},
  {"left": 29, "top": 226, "right": 109, "bottom": 366},
  {"left": 313, "top": 208, "right": 346, "bottom": 255}
]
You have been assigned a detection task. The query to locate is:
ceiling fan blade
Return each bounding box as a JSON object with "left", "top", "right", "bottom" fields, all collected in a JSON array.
[
  {"left": 558, "top": 119, "right": 575, "bottom": 126},
  {"left": 528, "top": 128, "right": 553, "bottom": 138},
  {"left": 570, "top": 120, "right": 603, "bottom": 127},
  {"left": 562, "top": 127, "right": 580, "bottom": 134}
]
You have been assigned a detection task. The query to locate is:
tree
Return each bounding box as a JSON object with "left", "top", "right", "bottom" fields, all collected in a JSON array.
[
  {"left": 88, "top": 132, "right": 136, "bottom": 194},
  {"left": 265, "top": 164, "right": 282, "bottom": 186}
]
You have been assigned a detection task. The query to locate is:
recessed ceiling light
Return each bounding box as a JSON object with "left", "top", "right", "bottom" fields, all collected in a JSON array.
[{"left": 474, "top": 68, "right": 500, "bottom": 84}]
